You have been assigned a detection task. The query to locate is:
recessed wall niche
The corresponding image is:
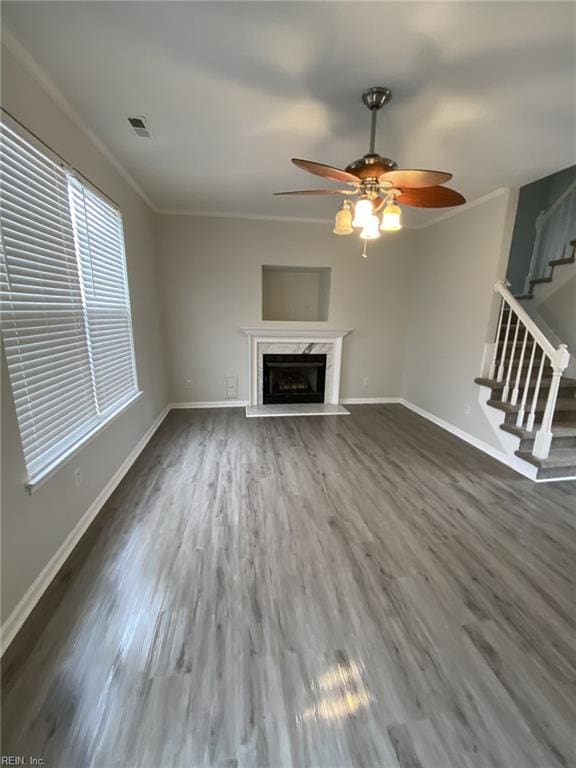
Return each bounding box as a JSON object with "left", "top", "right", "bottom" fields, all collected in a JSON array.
[{"left": 261, "top": 265, "right": 331, "bottom": 322}]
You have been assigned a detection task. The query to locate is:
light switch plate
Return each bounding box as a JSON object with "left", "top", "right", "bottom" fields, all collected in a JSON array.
[{"left": 225, "top": 374, "right": 238, "bottom": 399}]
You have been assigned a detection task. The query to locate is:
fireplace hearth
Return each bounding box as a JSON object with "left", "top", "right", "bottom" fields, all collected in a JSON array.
[{"left": 263, "top": 354, "right": 326, "bottom": 404}]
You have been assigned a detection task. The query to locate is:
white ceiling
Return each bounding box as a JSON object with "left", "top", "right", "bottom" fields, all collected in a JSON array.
[{"left": 3, "top": 2, "right": 575, "bottom": 226}]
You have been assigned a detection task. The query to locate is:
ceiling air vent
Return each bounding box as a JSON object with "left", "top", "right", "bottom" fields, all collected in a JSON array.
[{"left": 128, "top": 116, "right": 151, "bottom": 138}]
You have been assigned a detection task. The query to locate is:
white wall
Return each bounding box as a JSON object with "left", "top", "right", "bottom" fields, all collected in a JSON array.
[
  {"left": 156, "top": 214, "right": 411, "bottom": 403},
  {"left": 1, "top": 45, "right": 169, "bottom": 626},
  {"left": 402, "top": 190, "right": 518, "bottom": 450}
]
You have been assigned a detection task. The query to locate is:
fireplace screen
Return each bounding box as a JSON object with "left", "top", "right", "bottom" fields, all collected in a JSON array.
[{"left": 263, "top": 354, "right": 327, "bottom": 404}]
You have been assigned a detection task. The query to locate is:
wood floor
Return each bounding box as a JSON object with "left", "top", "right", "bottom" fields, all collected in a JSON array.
[{"left": 2, "top": 405, "right": 576, "bottom": 768}]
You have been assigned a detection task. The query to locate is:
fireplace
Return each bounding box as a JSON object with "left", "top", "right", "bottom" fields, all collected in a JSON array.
[{"left": 263, "top": 354, "right": 327, "bottom": 404}]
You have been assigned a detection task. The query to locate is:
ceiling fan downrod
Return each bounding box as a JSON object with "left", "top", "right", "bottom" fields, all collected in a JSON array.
[{"left": 361, "top": 86, "right": 391, "bottom": 155}]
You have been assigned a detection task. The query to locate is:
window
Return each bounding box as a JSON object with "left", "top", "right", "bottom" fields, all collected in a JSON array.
[{"left": 0, "top": 120, "right": 139, "bottom": 487}]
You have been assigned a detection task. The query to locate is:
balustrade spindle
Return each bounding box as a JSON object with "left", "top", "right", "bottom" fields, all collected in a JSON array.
[
  {"left": 489, "top": 300, "right": 505, "bottom": 380},
  {"left": 497, "top": 305, "right": 513, "bottom": 382},
  {"left": 526, "top": 349, "right": 545, "bottom": 433},
  {"left": 516, "top": 341, "right": 537, "bottom": 428},
  {"left": 511, "top": 326, "right": 529, "bottom": 406},
  {"left": 502, "top": 316, "right": 520, "bottom": 402}
]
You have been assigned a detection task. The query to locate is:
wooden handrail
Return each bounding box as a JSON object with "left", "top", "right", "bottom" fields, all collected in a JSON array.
[{"left": 494, "top": 281, "right": 567, "bottom": 366}]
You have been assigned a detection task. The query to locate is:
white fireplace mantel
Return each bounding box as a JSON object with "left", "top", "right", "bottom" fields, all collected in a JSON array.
[
  {"left": 240, "top": 326, "right": 353, "bottom": 407},
  {"left": 240, "top": 327, "right": 352, "bottom": 339}
]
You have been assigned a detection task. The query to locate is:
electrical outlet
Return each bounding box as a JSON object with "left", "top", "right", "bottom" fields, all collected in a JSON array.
[
  {"left": 225, "top": 374, "right": 238, "bottom": 399},
  {"left": 74, "top": 467, "right": 82, "bottom": 487},
  {"left": 362, "top": 377, "right": 369, "bottom": 387},
  {"left": 186, "top": 379, "right": 193, "bottom": 389},
  {"left": 464, "top": 403, "right": 471, "bottom": 415}
]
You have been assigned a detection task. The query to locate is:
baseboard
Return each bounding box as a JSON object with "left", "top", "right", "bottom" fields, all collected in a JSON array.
[
  {"left": 400, "top": 399, "right": 538, "bottom": 481},
  {"left": 170, "top": 400, "right": 248, "bottom": 409},
  {"left": 1, "top": 405, "right": 170, "bottom": 656},
  {"left": 172, "top": 398, "right": 398, "bottom": 409},
  {"left": 340, "top": 397, "right": 402, "bottom": 405}
]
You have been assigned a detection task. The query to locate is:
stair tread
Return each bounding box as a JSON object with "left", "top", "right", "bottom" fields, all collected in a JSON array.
[
  {"left": 475, "top": 376, "right": 576, "bottom": 389},
  {"left": 486, "top": 397, "right": 576, "bottom": 414},
  {"left": 549, "top": 256, "right": 575, "bottom": 267},
  {"left": 501, "top": 423, "right": 576, "bottom": 440},
  {"left": 516, "top": 448, "right": 576, "bottom": 469}
]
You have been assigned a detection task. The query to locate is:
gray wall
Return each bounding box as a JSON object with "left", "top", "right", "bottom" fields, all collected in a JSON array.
[
  {"left": 507, "top": 165, "right": 576, "bottom": 294},
  {"left": 1, "top": 45, "right": 169, "bottom": 623},
  {"left": 402, "top": 191, "right": 518, "bottom": 450},
  {"left": 156, "top": 215, "right": 412, "bottom": 403}
]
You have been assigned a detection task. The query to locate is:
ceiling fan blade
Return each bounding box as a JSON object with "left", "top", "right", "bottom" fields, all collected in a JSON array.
[
  {"left": 274, "top": 189, "right": 354, "bottom": 196},
  {"left": 396, "top": 186, "right": 466, "bottom": 208},
  {"left": 379, "top": 169, "right": 453, "bottom": 188},
  {"left": 292, "top": 158, "right": 360, "bottom": 185}
]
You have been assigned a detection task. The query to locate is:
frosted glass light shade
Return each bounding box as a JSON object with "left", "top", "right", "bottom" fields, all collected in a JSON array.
[
  {"left": 333, "top": 203, "right": 353, "bottom": 235},
  {"left": 352, "top": 197, "right": 373, "bottom": 228},
  {"left": 380, "top": 201, "right": 402, "bottom": 231},
  {"left": 360, "top": 214, "right": 380, "bottom": 240}
]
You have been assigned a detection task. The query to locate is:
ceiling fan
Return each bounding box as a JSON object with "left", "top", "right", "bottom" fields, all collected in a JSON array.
[{"left": 274, "top": 87, "right": 465, "bottom": 251}]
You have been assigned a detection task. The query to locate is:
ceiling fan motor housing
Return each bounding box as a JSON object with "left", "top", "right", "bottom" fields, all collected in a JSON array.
[{"left": 346, "top": 154, "right": 398, "bottom": 180}]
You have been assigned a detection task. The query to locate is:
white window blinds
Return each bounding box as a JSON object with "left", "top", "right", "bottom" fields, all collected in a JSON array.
[
  {"left": 68, "top": 177, "right": 138, "bottom": 416},
  {"left": 0, "top": 120, "right": 139, "bottom": 486}
]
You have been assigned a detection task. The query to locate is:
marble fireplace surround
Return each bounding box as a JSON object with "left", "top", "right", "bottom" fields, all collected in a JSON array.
[{"left": 240, "top": 327, "right": 352, "bottom": 409}]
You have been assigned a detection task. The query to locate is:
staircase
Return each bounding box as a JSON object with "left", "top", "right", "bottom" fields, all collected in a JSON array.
[
  {"left": 516, "top": 178, "right": 576, "bottom": 299},
  {"left": 475, "top": 281, "right": 576, "bottom": 480},
  {"left": 515, "top": 237, "right": 575, "bottom": 300}
]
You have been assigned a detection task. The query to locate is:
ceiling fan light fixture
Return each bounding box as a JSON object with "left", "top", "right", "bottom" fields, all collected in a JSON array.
[
  {"left": 333, "top": 201, "right": 354, "bottom": 235},
  {"left": 380, "top": 200, "right": 402, "bottom": 232},
  {"left": 352, "top": 197, "right": 373, "bottom": 228},
  {"left": 276, "top": 87, "right": 465, "bottom": 255},
  {"left": 360, "top": 214, "right": 380, "bottom": 240}
]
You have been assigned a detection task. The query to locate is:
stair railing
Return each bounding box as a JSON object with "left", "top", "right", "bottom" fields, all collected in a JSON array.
[
  {"left": 524, "top": 179, "right": 576, "bottom": 294},
  {"left": 489, "top": 280, "right": 570, "bottom": 459}
]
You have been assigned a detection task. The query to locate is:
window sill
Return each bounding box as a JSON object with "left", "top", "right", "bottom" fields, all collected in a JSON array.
[{"left": 26, "top": 390, "right": 143, "bottom": 494}]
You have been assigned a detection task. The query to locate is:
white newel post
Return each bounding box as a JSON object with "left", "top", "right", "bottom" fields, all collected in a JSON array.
[{"left": 533, "top": 344, "right": 570, "bottom": 459}]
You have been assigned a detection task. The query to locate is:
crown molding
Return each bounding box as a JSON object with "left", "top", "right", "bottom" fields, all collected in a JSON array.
[
  {"left": 410, "top": 187, "right": 509, "bottom": 229},
  {"left": 1, "top": 26, "right": 159, "bottom": 212},
  {"left": 157, "top": 198, "right": 510, "bottom": 229},
  {"left": 157, "top": 208, "right": 334, "bottom": 224}
]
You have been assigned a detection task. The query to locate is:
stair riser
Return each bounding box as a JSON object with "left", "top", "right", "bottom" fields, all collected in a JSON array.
[
  {"left": 496, "top": 336, "right": 541, "bottom": 347},
  {"left": 504, "top": 411, "right": 576, "bottom": 426},
  {"left": 518, "top": 436, "right": 576, "bottom": 452},
  {"left": 495, "top": 351, "right": 553, "bottom": 369},
  {"left": 537, "top": 465, "right": 576, "bottom": 480},
  {"left": 487, "top": 384, "right": 576, "bottom": 399},
  {"left": 491, "top": 369, "right": 555, "bottom": 384},
  {"left": 493, "top": 349, "right": 553, "bottom": 365}
]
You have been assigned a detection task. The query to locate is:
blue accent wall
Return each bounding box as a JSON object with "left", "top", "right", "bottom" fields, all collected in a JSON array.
[{"left": 507, "top": 165, "right": 576, "bottom": 295}]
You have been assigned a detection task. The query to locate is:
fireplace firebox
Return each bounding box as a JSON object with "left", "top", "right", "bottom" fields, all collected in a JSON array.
[{"left": 263, "top": 354, "right": 327, "bottom": 404}]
